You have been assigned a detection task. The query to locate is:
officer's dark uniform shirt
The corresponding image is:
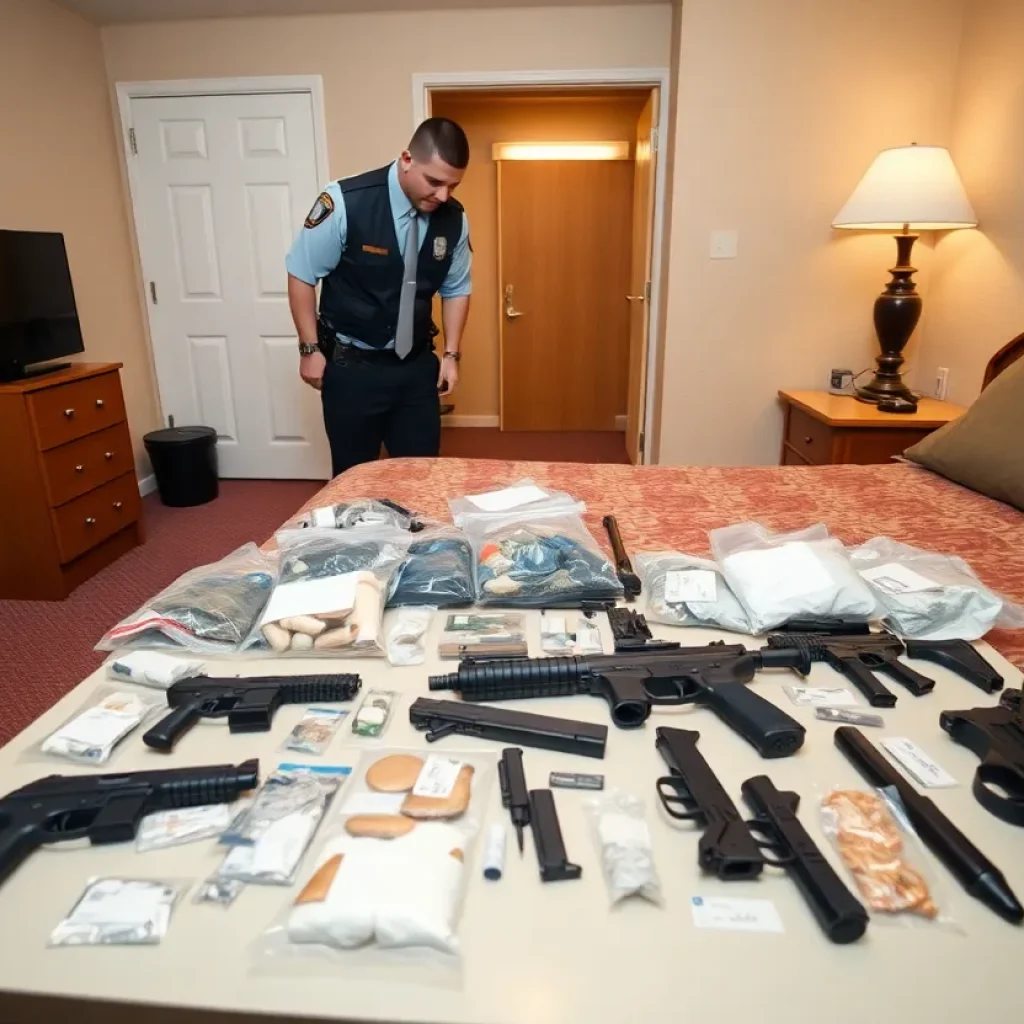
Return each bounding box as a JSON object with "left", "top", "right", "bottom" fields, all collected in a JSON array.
[{"left": 286, "top": 161, "right": 472, "bottom": 350}]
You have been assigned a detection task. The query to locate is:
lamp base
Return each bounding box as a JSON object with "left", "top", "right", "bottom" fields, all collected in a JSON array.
[
  {"left": 858, "top": 231, "right": 921, "bottom": 406},
  {"left": 855, "top": 375, "right": 916, "bottom": 404}
]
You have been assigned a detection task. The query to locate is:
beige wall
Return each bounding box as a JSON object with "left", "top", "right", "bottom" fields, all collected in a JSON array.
[
  {"left": 1, "top": 0, "right": 158, "bottom": 477},
  {"left": 101, "top": 5, "right": 673, "bottom": 180},
  {"left": 656, "top": 0, "right": 965, "bottom": 465},
  {"left": 914, "top": 0, "right": 1024, "bottom": 403},
  {"left": 430, "top": 91, "right": 648, "bottom": 418}
]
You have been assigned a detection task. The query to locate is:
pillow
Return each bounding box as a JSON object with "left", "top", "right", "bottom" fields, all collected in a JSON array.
[{"left": 903, "top": 355, "right": 1024, "bottom": 510}]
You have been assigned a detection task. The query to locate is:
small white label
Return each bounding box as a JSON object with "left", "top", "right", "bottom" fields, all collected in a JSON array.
[
  {"left": 690, "top": 896, "right": 784, "bottom": 933},
  {"left": 71, "top": 880, "right": 175, "bottom": 927},
  {"left": 859, "top": 563, "right": 939, "bottom": 595},
  {"left": 784, "top": 685, "right": 858, "bottom": 708},
  {"left": 260, "top": 573, "right": 357, "bottom": 625},
  {"left": 452, "top": 616, "right": 470, "bottom": 627},
  {"left": 412, "top": 757, "right": 463, "bottom": 799},
  {"left": 311, "top": 507, "right": 337, "bottom": 529},
  {"left": 340, "top": 792, "right": 406, "bottom": 816},
  {"left": 880, "top": 737, "right": 958, "bottom": 788},
  {"left": 665, "top": 569, "right": 718, "bottom": 604},
  {"left": 544, "top": 615, "right": 567, "bottom": 635},
  {"left": 466, "top": 484, "right": 548, "bottom": 512}
]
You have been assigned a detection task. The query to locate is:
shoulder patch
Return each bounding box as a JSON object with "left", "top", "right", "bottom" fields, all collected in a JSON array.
[{"left": 304, "top": 191, "right": 334, "bottom": 229}]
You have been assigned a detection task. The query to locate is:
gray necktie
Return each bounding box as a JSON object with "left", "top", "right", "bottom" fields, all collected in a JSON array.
[{"left": 394, "top": 211, "right": 419, "bottom": 359}]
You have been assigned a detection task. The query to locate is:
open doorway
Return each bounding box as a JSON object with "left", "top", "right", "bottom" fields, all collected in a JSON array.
[{"left": 427, "top": 83, "right": 662, "bottom": 465}]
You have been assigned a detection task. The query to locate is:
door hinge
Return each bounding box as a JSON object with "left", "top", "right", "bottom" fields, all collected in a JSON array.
[
  {"left": 644, "top": 280, "right": 652, "bottom": 302},
  {"left": 651, "top": 127, "right": 659, "bottom": 154},
  {"left": 149, "top": 281, "right": 157, "bottom": 304},
  {"left": 129, "top": 127, "right": 138, "bottom": 155},
  {"left": 639, "top": 431, "right": 646, "bottom": 456}
]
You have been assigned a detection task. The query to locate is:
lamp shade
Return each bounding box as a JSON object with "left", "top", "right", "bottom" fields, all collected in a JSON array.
[{"left": 833, "top": 145, "right": 977, "bottom": 230}]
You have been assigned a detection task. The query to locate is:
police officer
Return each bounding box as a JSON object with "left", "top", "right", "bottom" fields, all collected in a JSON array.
[{"left": 286, "top": 117, "right": 472, "bottom": 477}]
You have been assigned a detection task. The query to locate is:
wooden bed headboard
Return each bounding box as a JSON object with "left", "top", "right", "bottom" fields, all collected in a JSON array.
[{"left": 983, "top": 331, "right": 1024, "bottom": 388}]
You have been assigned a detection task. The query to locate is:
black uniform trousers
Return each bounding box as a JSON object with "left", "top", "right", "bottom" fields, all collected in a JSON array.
[{"left": 320, "top": 344, "right": 441, "bottom": 478}]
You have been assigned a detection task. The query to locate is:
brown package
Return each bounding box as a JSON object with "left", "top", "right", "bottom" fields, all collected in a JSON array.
[
  {"left": 401, "top": 764, "right": 475, "bottom": 820},
  {"left": 344, "top": 815, "right": 416, "bottom": 839},
  {"left": 365, "top": 754, "right": 424, "bottom": 792}
]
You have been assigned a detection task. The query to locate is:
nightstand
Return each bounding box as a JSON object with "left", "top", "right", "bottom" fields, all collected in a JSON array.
[{"left": 777, "top": 389, "right": 965, "bottom": 466}]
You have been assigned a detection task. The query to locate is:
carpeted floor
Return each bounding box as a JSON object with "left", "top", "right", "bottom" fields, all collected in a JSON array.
[
  {"left": 441, "top": 428, "right": 630, "bottom": 463},
  {"left": 0, "top": 481, "right": 319, "bottom": 746}
]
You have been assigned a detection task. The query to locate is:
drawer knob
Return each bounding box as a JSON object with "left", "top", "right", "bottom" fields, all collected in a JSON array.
[
  {"left": 64, "top": 408, "right": 75, "bottom": 419},
  {"left": 75, "top": 464, "right": 84, "bottom": 473},
  {"left": 804, "top": 436, "right": 812, "bottom": 444},
  {"left": 85, "top": 516, "right": 97, "bottom": 526},
  {"left": 113, "top": 501, "right": 124, "bottom": 510},
  {"left": 95, "top": 399, "right": 105, "bottom": 409},
  {"left": 104, "top": 451, "right": 114, "bottom": 460}
]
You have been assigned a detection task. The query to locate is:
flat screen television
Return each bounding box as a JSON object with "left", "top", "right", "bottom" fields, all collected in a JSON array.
[{"left": 0, "top": 229, "right": 84, "bottom": 382}]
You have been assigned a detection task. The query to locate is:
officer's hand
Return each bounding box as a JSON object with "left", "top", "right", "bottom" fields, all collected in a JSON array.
[
  {"left": 300, "top": 351, "right": 326, "bottom": 391},
  {"left": 437, "top": 357, "right": 459, "bottom": 396}
]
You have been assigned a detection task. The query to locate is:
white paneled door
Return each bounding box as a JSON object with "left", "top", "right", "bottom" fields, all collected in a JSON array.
[{"left": 129, "top": 91, "right": 329, "bottom": 479}]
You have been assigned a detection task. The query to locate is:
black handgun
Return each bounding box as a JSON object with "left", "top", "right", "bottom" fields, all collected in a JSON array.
[
  {"left": 144, "top": 674, "right": 362, "bottom": 751},
  {"left": 741, "top": 775, "right": 868, "bottom": 943},
  {"left": 429, "top": 643, "right": 807, "bottom": 757},
  {"left": 655, "top": 726, "right": 764, "bottom": 879},
  {"left": 602, "top": 515, "right": 641, "bottom": 600},
  {"left": 940, "top": 700, "right": 1024, "bottom": 826},
  {"left": 766, "top": 633, "right": 935, "bottom": 707},
  {"left": 409, "top": 697, "right": 607, "bottom": 759},
  {"left": 0, "top": 759, "right": 258, "bottom": 889}
]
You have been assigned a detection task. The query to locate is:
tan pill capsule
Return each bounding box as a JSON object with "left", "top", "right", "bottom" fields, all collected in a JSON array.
[{"left": 262, "top": 622, "right": 291, "bottom": 652}]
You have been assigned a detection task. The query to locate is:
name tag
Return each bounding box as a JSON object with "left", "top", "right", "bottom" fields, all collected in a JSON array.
[{"left": 361, "top": 244, "right": 389, "bottom": 256}]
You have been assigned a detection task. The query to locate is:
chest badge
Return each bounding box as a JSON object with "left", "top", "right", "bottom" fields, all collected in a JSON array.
[{"left": 433, "top": 236, "right": 448, "bottom": 261}]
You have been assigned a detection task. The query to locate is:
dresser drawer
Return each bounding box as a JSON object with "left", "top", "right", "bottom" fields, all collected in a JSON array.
[
  {"left": 52, "top": 472, "right": 140, "bottom": 564},
  {"left": 28, "top": 371, "right": 126, "bottom": 450},
  {"left": 784, "top": 406, "right": 833, "bottom": 465},
  {"left": 41, "top": 423, "right": 134, "bottom": 507}
]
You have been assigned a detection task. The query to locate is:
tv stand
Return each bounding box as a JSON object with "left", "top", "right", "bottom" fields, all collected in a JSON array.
[{"left": 0, "top": 360, "right": 73, "bottom": 383}]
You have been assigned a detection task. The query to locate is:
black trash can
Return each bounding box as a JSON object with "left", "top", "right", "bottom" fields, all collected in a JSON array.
[{"left": 144, "top": 425, "right": 219, "bottom": 507}]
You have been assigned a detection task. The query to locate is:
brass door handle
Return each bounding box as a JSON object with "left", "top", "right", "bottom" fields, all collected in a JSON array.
[
  {"left": 113, "top": 501, "right": 124, "bottom": 510},
  {"left": 95, "top": 398, "right": 105, "bottom": 409},
  {"left": 75, "top": 464, "right": 84, "bottom": 473},
  {"left": 626, "top": 294, "right": 646, "bottom": 302},
  {"left": 504, "top": 284, "right": 525, "bottom": 320},
  {"left": 64, "top": 408, "right": 75, "bottom": 418},
  {"left": 85, "top": 516, "right": 97, "bottom": 525},
  {"left": 105, "top": 451, "right": 114, "bottom": 460}
]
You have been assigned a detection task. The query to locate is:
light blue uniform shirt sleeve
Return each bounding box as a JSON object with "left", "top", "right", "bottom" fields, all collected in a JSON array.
[
  {"left": 285, "top": 182, "right": 347, "bottom": 285},
  {"left": 438, "top": 211, "right": 473, "bottom": 299}
]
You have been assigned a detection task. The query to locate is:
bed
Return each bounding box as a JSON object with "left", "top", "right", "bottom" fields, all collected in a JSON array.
[{"left": 288, "top": 336, "right": 1024, "bottom": 669}]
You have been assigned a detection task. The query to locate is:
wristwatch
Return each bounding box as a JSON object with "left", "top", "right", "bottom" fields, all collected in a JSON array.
[
  {"left": 298, "top": 341, "right": 319, "bottom": 356},
  {"left": 443, "top": 351, "right": 461, "bottom": 363}
]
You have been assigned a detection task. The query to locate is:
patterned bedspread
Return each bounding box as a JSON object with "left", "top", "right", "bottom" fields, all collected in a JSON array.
[{"left": 286, "top": 458, "right": 1024, "bottom": 668}]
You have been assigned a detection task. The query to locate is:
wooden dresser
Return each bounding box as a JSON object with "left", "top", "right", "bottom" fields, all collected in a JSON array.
[
  {"left": 0, "top": 363, "right": 142, "bottom": 600},
  {"left": 777, "top": 389, "right": 965, "bottom": 466}
]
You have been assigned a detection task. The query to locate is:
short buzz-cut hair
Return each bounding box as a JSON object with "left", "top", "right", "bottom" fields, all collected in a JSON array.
[{"left": 408, "top": 117, "right": 470, "bottom": 170}]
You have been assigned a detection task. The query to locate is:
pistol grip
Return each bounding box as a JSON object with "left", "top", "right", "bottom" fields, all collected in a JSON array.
[
  {"left": 704, "top": 681, "right": 805, "bottom": 758},
  {"left": 602, "top": 675, "right": 651, "bottom": 729},
  {"left": 0, "top": 822, "right": 43, "bottom": 888},
  {"left": 143, "top": 702, "right": 201, "bottom": 751},
  {"left": 835, "top": 655, "right": 896, "bottom": 708},
  {"left": 974, "top": 760, "right": 1024, "bottom": 827}
]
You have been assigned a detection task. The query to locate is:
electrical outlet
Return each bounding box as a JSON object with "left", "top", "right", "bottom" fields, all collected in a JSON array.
[{"left": 935, "top": 367, "right": 950, "bottom": 400}]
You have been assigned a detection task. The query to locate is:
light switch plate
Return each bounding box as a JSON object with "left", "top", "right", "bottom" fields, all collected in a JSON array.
[{"left": 710, "top": 230, "right": 738, "bottom": 259}]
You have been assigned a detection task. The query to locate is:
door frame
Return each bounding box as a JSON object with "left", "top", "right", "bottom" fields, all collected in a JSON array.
[
  {"left": 114, "top": 75, "right": 331, "bottom": 446},
  {"left": 412, "top": 68, "right": 670, "bottom": 464}
]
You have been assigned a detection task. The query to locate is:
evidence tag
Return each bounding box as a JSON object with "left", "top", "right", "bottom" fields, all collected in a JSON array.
[{"left": 549, "top": 771, "right": 605, "bottom": 791}]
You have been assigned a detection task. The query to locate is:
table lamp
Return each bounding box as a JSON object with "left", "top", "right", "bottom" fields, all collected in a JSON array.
[{"left": 832, "top": 143, "right": 977, "bottom": 403}]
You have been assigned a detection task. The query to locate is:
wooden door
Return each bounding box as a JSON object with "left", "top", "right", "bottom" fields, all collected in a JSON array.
[
  {"left": 130, "top": 93, "right": 329, "bottom": 479},
  {"left": 498, "top": 159, "right": 633, "bottom": 430},
  {"left": 626, "top": 91, "right": 658, "bottom": 464}
]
